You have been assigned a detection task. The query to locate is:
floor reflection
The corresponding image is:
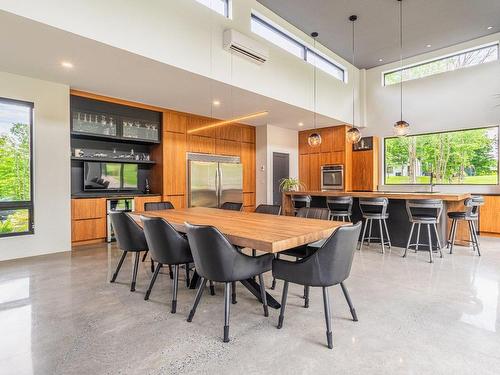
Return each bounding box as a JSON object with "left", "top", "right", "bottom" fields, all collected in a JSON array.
[{"left": 461, "top": 276, "right": 499, "bottom": 333}]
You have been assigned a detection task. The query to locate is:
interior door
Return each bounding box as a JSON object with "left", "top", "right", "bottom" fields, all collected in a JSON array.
[
  {"left": 188, "top": 161, "right": 218, "bottom": 208},
  {"left": 219, "top": 162, "right": 243, "bottom": 206},
  {"left": 272, "top": 152, "right": 290, "bottom": 206}
]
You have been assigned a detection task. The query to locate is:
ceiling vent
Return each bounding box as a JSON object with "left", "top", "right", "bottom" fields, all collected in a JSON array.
[{"left": 223, "top": 29, "right": 269, "bottom": 64}]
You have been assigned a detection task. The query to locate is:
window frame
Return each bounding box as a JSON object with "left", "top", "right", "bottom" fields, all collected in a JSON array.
[
  {"left": 195, "top": 0, "right": 230, "bottom": 18},
  {"left": 382, "top": 42, "right": 499, "bottom": 86},
  {"left": 0, "top": 96, "right": 34, "bottom": 238},
  {"left": 383, "top": 125, "right": 500, "bottom": 186},
  {"left": 250, "top": 12, "right": 346, "bottom": 82}
]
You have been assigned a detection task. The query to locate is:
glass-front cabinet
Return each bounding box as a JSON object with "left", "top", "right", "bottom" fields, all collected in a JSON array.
[{"left": 71, "top": 110, "right": 160, "bottom": 143}]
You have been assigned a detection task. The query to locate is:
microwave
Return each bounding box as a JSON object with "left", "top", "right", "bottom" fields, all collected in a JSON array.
[{"left": 321, "top": 165, "right": 344, "bottom": 190}]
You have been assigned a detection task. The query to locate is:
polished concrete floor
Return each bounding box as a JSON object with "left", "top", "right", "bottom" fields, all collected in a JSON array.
[{"left": 1, "top": 237, "right": 500, "bottom": 375}]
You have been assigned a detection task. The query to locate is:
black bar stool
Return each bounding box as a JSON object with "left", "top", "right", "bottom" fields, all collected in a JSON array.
[
  {"left": 359, "top": 197, "right": 391, "bottom": 253},
  {"left": 291, "top": 195, "right": 311, "bottom": 216},
  {"left": 326, "top": 196, "right": 353, "bottom": 222},
  {"left": 447, "top": 196, "right": 484, "bottom": 256},
  {"left": 403, "top": 199, "right": 444, "bottom": 263}
]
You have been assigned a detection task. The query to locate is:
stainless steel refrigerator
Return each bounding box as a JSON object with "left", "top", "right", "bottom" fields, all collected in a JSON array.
[{"left": 188, "top": 158, "right": 243, "bottom": 208}]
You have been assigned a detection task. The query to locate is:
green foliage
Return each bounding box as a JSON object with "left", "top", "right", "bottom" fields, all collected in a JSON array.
[
  {"left": 0, "top": 210, "right": 29, "bottom": 234},
  {"left": 0, "top": 122, "right": 31, "bottom": 201},
  {"left": 279, "top": 177, "right": 304, "bottom": 192},
  {"left": 385, "top": 128, "right": 498, "bottom": 185}
]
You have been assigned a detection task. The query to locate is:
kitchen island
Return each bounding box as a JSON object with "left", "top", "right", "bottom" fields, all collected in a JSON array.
[{"left": 283, "top": 191, "right": 472, "bottom": 248}]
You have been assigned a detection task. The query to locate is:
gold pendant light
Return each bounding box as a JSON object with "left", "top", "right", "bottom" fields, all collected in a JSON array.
[
  {"left": 308, "top": 32, "right": 322, "bottom": 148},
  {"left": 393, "top": 0, "right": 410, "bottom": 137},
  {"left": 346, "top": 15, "right": 362, "bottom": 144}
]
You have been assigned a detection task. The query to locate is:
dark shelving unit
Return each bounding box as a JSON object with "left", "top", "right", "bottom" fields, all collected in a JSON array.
[
  {"left": 70, "top": 131, "right": 160, "bottom": 145},
  {"left": 71, "top": 156, "right": 155, "bottom": 164}
]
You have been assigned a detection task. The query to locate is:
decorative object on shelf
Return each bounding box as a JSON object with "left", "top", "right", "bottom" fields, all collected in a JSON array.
[
  {"left": 74, "top": 148, "right": 84, "bottom": 157},
  {"left": 393, "top": 0, "right": 410, "bottom": 137},
  {"left": 279, "top": 177, "right": 304, "bottom": 192},
  {"left": 346, "top": 15, "right": 362, "bottom": 145},
  {"left": 308, "top": 32, "right": 322, "bottom": 148},
  {"left": 144, "top": 178, "right": 151, "bottom": 194},
  {"left": 352, "top": 136, "right": 374, "bottom": 151},
  {"left": 72, "top": 111, "right": 117, "bottom": 136}
]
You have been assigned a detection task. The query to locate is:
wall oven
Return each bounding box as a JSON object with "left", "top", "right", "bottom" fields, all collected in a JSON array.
[{"left": 321, "top": 165, "right": 344, "bottom": 190}]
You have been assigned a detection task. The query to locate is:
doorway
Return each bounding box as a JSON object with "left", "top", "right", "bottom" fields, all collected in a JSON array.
[{"left": 272, "top": 152, "right": 290, "bottom": 206}]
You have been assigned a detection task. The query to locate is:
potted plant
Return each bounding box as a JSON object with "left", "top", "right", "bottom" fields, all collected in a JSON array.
[{"left": 279, "top": 177, "right": 305, "bottom": 192}]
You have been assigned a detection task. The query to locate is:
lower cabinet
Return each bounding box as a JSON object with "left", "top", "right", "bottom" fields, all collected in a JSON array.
[
  {"left": 72, "top": 218, "right": 107, "bottom": 244},
  {"left": 479, "top": 195, "right": 500, "bottom": 235}
]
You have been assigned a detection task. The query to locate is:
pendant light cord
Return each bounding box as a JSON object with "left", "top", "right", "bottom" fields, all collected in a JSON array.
[
  {"left": 352, "top": 17, "right": 355, "bottom": 129},
  {"left": 399, "top": 0, "right": 403, "bottom": 122},
  {"left": 209, "top": 0, "right": 214, "bottom": 120},
  {"left": 313, "top": 36, "right": 317, "bottom": 131}
]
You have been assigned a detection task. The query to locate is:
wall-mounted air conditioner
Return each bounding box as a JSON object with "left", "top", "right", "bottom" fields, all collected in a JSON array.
[{"left": 223, "top": 29, "right": 269, "bottom": 64}]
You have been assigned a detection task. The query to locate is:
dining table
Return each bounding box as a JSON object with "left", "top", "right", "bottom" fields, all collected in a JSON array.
[{"left": 131, "top": 207, "right": 350, "bottom": 309}]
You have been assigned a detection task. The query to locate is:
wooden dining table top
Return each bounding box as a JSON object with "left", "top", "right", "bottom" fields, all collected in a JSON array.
[{"left": 130, "top": 207, "right": 349, "bottom": 253}]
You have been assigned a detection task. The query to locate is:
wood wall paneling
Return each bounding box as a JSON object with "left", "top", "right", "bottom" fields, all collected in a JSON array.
[
  {"left": 241, "top": 142, "right": 256, "bottom": 193},
  {"left": 164, "top": 132, "right": 187, "bottom": 196},
  {"left": 243, "top": 192, "right": 256, "bottom": 207},
  {"left": 216, "top": 139, "right": 241, "bottom": 157},
  {"left": 320, "top": 128, "right": 333, "bottom": 153},
  {"left": 217, "top": 124, "right": 242, "bottom": 142},
  {"left": 187, "top": 135, "right": 216, "bottom": 154},
  {"left": 187, "top": 117, "right": 216, "bottom": 138},
  {"left": 164, "top": 195, "right": 186, "bottom": 209},
  {"left": 241, "top": 126, "right": 256, "bottom": 143},
  {"left": 480, "top": 195, "right": 500, "bottom": 234},
  {"left": 332, "top": 126, "right": 346, "bottom": 152},
  {"left": 320, "top": 152, "right": 332, "bottom": 166},
  {"left": 309, "top": 153, "right": 321, "bottom": 191},
  {"left": 299, "top": 154, "right": 310, "bottom": 190},
  {"left": 164, "top": 111, "right": 188, "bottom": 134}
]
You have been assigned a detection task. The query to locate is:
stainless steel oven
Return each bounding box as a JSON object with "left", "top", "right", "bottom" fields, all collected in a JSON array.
[{"left": 321, "top": 165, "right": 344, "bottom": 190}]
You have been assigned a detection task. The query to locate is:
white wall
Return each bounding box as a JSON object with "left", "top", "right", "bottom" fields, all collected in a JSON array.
[
  {"left": 364, "top": 33, "right": 500, "bottom": 193},
  {"left": 255, "top": 124, "right": 298, "bottom": 205},
  {"left": 0, "top": 72, "right": 70, "bottom": 261},
  {"left": 0, "top": 0, "right": 362, "bottom": 126}
]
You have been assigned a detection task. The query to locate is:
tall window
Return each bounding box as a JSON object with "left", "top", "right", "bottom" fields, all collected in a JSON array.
[
  {"left": 384, "top": 43, "right": 499, "bottom": 86},
  {"left": 0, "top": 97, "right": 34, "bottom": 237},
  {"left": 384, "top": 126, "right": 499, "bottom": 185},
  {"left": 195, "top": 0, "right": 229, "bottom": 18},
  {"left": 251, "top": 13, "right": 346, "bottom": 82}
]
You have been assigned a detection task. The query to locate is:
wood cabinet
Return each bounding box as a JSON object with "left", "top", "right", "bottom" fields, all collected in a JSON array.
[
  {"left": 216, "top": 139, "right": 241, "bottom": 157},
  {"left": 163, "top": 132, "right": 186, "bottom": 196},
  {"left": 243, "top": 192, "right": 256, "bottom": 209},
  {"left": 299, "top": 154, "right": 311, "bottom": 190},
  {"left": 351, "top": 137, "right": 379, "bottom": 191},
  {"left": 164, "top": 195, "right": 186, "bottom": 209},
  {"left": 309, "top": 153, "right": 321, "bottom": 191},
  {"left": 134, "top": 195, "right": 162, "bottom": 211},
  {"left": 241, "top": 142, "right": 256, "bottom": 193},
  {"left": 217, "top": 124, "right": 242, "bottom": 142},
  {"left": 480, "top": 195, "right": 500, "bottom": 234},
  {"left": 187, "top": 135, "right": 215, "bottom": 154},
  {"left": 71, "top": 198, "right": 107, "bottom": 245}
]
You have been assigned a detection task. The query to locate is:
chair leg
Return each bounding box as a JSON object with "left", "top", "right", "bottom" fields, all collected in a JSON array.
[
  {"left": 171, "top": 265, "right": 179, "bottom": 314},
  {"left": 144, "top": 263, "right": 162, "bottom": 300},
  {"left": 383, "top": 219, "right": 392, "bottom": 249},
  {"left": 322, "top": 287, "right": 333, "bottom": 349},
  {"left": 187, "top": 277, "right": 207, "bottom": 322},
  {"left": 403, "top": 223, "right": 415, "bottom": 258},
  {"left": 471, "top": 220, "right": 481, "bottom": 256},
  {"left": 150, "top": 259, "right": 155, "bottom": 273},
  {"left": 447, "top": 219, "right": 456, "bottom": 248},
  {"left": 131, "top": 252, "right": 140, "bottom": 292},
  {"left": 277, "top": 281, "right": 289, "bottom": 329},
  {"left": 141, "top": 250, "right": 148, "bottom": 262},
  {"left": 427, "top": 224, "right": 434, "bottom": 263},
  {"left": 271, "top": 254, "right": 279, "bottom": 290},
  {"left": 252, "top": 249, "right": 257, "bottom": 257},
  {"left": 185, "top": 263, "right": 190, "bottom": 288},
  {"left": 304, "top": 285, "right": 310, "bottom": 308},
  {"left": 359, "top": 219, "right": 368, "bottom": 250},
  {"left": 415, "top": 223, "right": 421, "bottom": 253},
  {"left": 340, "top": 282, "right": 358, "bottom": 322},
  {"left": 168, "top": 265, "right": 173, "bottom": 279},
  {"left": 432, "top": 223, "right": 443, "bottom": 258},
  {"left": 378, "top": 219, "right": 385, "bottom": 254},
  {"left": 110, "top": 251, "right": 127, "bottom": 283},
  {"left": 450, "top": 219, "right": 458, "bottom": 254},
  {"left": 223, "top": 282, "right": 231, "bottom": 343},
  {"left": 368, "top": 219, "right": 373, "bottom": 245},
  {"left": 209, "top": 280, "right": 216, "bottom": 295},
  {"left": 231, "top": 281, "right": 237, "bottom": 304},
  {"left": 258, "top": 273, "right": 269, "bottom": 317}
]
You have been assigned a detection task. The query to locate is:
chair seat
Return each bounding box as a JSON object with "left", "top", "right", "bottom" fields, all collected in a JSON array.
[
  {"left": 410, "top": 216, "right": 438, "bottom": 223},
  {"left": 363, "top": 213, "right": 389, "bottom": 219},
  {"left": 330, "top": 211, "right": 351, "bottom": 216},
  {"left": 447, "top": 211, "right": 476, "bottom": 220}
]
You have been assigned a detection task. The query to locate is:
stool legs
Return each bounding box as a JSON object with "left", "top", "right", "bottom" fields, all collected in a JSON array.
[
  {"left": 359, "top": 218, "right": 369, "bottom": 250},
  {"left": 449, "top": 219, "right": 458, "bottom": 254},
  {"left": 404, "top": 222, "right": 443, "bottom": 262},
  {"left": 432, "top": 223, "right": 444, "bottom": 258},
  {"left": 378, "top": 219, "right": 385, "bottom": 254},
  {"left": 383, "top": 219, "right": 392, "bottom": 248},
  {"left": 427, "top": 223, "right": 434, "bottom": 263},
  {"left": 403, "top": 223, "right": 415, "bottom": 257}
]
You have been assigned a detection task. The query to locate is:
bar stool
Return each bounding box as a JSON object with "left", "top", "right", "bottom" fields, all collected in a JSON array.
[
  {"left": 359, "top": 197, "right": 391, "bottom": 253},
  {"left": 326, "top": 196, "right": 353, "bottom": 222},
  {"left": 403, "top": 199, "right": 444, "bottom": 263},
  {"left": 291, "top": 195, "right": 311, "bottom": 216},
  {"left": 447, "top": 196, "right": 484, "bottom": 256}
]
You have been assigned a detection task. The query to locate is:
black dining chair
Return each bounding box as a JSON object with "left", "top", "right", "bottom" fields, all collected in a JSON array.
[
  {"left": 141, "top": 216, "right": 193, "bottom": 313},
  {"left": 220, "top": 201, "right": 243, "bottom": 211},
  {"left": 142, "top": 201, "right": 176, "bottom": 274},
  {"left": 255, "top": 204, "right": 282, "bottom": 216},
  {"left": 277, "top": 207, "right": 330, "bottom": 304},
  {"left": 109, "top": 212, "right": 149, "bottom": 292},
  {"left": 185, "top": 222, "right": 273, "bottom": 343},
  {"left": 272, "top": 222, "right": 362, "bottom": 349}
]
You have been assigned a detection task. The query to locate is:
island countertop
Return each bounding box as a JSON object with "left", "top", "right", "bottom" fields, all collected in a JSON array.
[{"left": 284, "top": 190, "right": 471, "bottom": 202}]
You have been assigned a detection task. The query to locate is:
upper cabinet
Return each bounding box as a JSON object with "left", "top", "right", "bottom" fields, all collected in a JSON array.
[{"left": 299, "top": 125, "right": 347, "bottom": 155}]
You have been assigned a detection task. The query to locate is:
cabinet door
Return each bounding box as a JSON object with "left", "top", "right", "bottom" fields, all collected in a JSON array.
[
  {"left": 187, "top": 135, "right": 215, "bottom": 154},
  {"left": 241, "top": 126, "right": 256, "bottom": 143},
  {"left": 320, "top": 152, "right": 332, "bottom": 166},
  {"left": 134, "top": 195, "right": 162, "bottom": 212},
  {"left": 217, "top": 124, "right": 242, "bottom": 141},
  {"left": 164, "top": 112, "right": 187, "bottom": 133},
  {"left": 332, "top": 126, "right": 346, "bottom": 152},
  {"left": 320, "top": 128, "right": 333, "bottom": 153},
  {"left": 72, "top": 218, "right": 107, "bottom": 242},
  {"left": 164, "top": 195, "right": 186, "bottom": 209},
  {"left": 71, "top": 198, "right": 106, "bottom": 220},
  {"left": 216, "top": 139, "right": 241, "bottom": 157},
  {"left": 479, "top": 196, "right": 500, "bottom": 233},
  {"left": 352, "top": 151, "right": 372, "bottom": 191},
  {"left": 299, "top": 132, "right": 310, "bottom": 155},
  {"left": 164, "top": 132, "right": 186, "bottom": 196},
  {"left": 299, "top": 154, "right": 310, "bottom": 190},
  {"left": 241, "top": 142, "right": 256, "bottom": 193},
  {"left": 309, "top": 153, "right": 321, "bottom": 191}
]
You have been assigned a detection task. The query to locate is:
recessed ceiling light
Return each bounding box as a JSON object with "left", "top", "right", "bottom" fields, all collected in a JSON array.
[
  {"left": 426, "top": 44, "right": 432, "bottom": 48},
  {"left": 487, "top": 26, "right": 493, "bottom": 30},
  {"left": 378, "top": 58, "right": 383, "bottom": 62},
  {"left": 61, "top": 61, "right": 74, "bottom": 69},
  {"left": 212, "top": 100, "right": 220, "bottom": 106},
  {"left": 298, "top": 122, "right": 304, "bottom": 127}
]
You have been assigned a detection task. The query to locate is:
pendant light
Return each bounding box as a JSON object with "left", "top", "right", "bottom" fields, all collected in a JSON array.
[
  {"left": 308, "top": 32, "right": 322, "bottom": 148},
  {"left": 393, "top": 0, "right": 410, "bottom": 136},
  {"left": 346, "top": 15, "right": 362, "bottom": 144}
]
